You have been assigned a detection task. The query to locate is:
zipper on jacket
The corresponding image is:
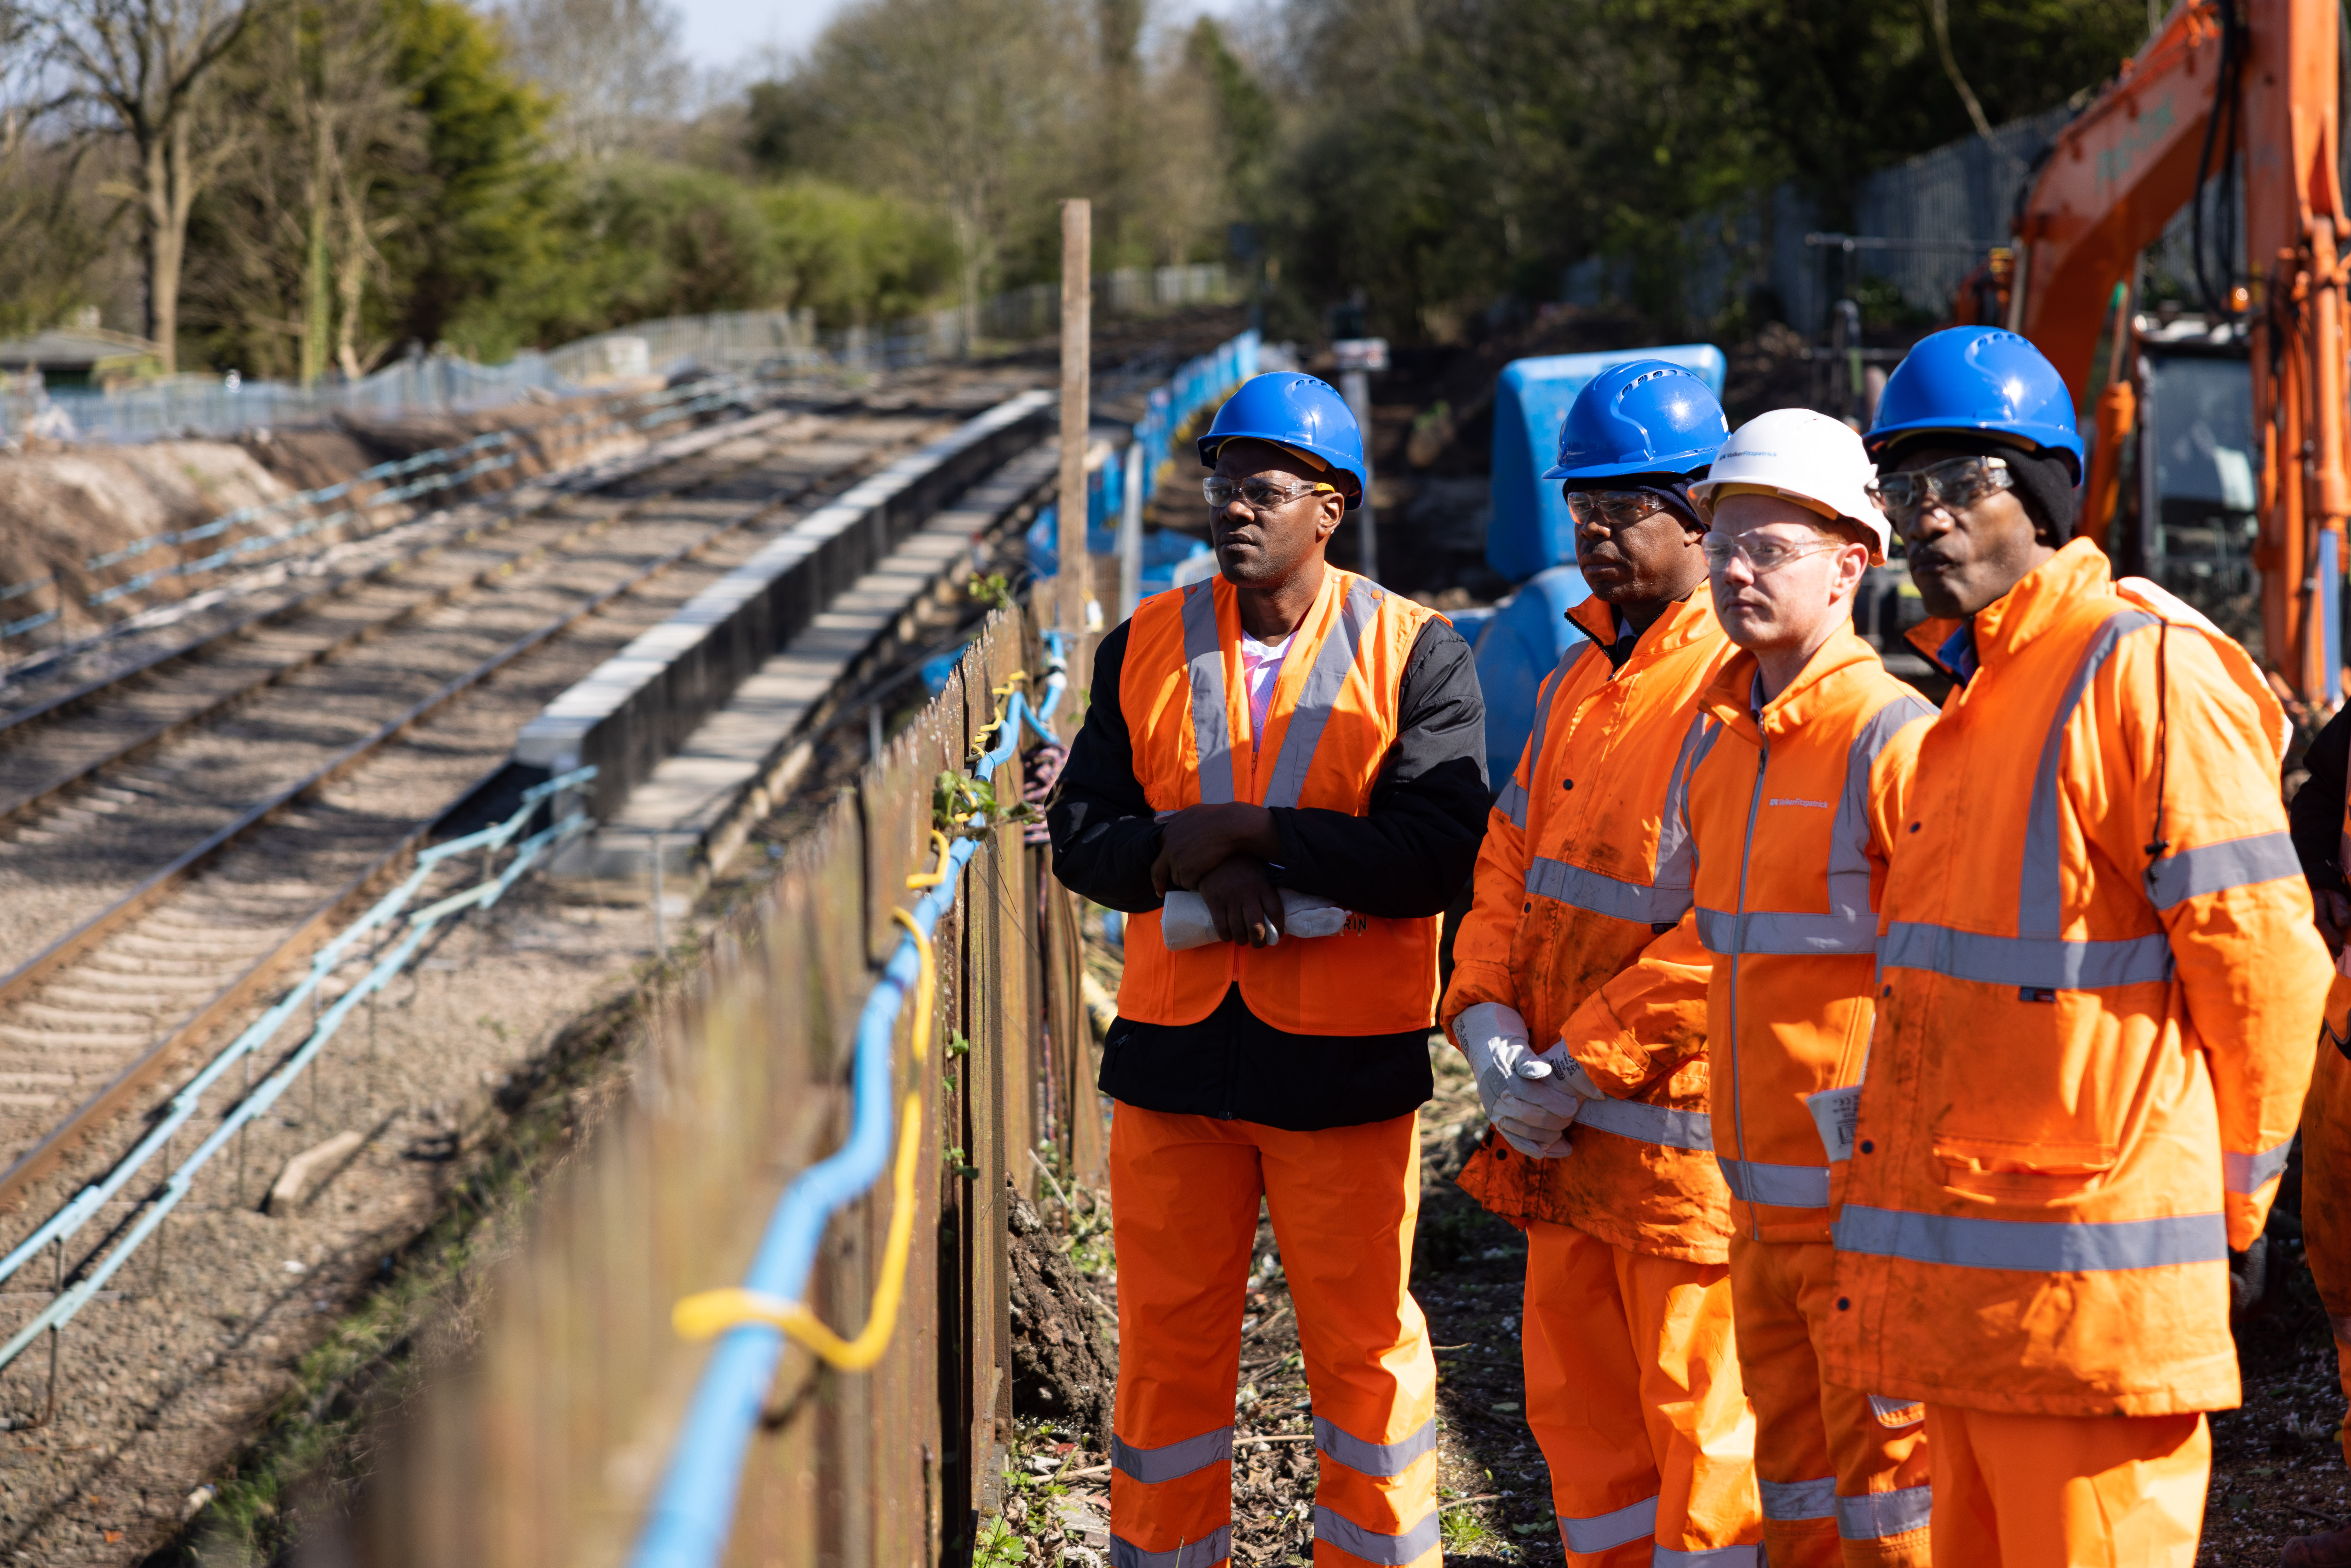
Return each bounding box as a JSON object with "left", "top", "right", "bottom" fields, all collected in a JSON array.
[{"left": 1729, "top": 736, "right": 1767, "bottom": 1239}]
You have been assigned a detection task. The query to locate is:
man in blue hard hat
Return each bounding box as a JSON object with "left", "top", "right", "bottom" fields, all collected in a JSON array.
[
  {"left": 1048, "top": 372, "right": 1491, "bottom": 1568},
  {"left": 1824, "top": 326, "right": 2328, "bottom": 1564},
  {"left": 1443, "top": 360, "right": 1764, "bottom": 1564}
]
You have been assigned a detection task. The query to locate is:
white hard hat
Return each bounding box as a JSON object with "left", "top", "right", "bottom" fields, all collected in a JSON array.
[{"left": 1689, "top": 408, "right": 1891, "bottom": 560}]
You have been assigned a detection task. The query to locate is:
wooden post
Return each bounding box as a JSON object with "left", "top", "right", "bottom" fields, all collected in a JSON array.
[{"left": 1058, "top": 199, "right": 1094, "bottom": 637}]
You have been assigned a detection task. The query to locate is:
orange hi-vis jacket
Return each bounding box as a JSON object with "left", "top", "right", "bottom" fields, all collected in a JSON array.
[
  {"left": 1680, "top": 626, "right": 1937, "bottom": 1246},
  {"left": 1116, "top": 568, "right": 1445, "bottom": 1035},
  {"left": 1445, "top": 588, "right": 1737, "bottom": 1262},
  {"left": 1824, "top": 540, "right": 2332, "bottom": 1417}
]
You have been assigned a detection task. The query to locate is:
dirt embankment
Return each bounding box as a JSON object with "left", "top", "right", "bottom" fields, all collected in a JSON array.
[{"left": 0, "top": 387, "right": 664, "bottom": 645}]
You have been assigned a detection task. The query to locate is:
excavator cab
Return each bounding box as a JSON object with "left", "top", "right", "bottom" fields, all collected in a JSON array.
[{"left": 2124, "top": 314, "right": 2261, "bottom": 646}]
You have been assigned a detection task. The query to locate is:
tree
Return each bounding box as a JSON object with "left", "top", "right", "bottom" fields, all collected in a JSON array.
[
  {"left": 33, "top": 0, "right": 268, "bottom": 370},
  {"left": 183, "top": 0, "right": 422, "bottom": 381},
  {"left": 495, "top": 0, "right": 691, "bottom": 162},
  {"left": 777, "top": 0, "right": 1089, "bottom": 335}
]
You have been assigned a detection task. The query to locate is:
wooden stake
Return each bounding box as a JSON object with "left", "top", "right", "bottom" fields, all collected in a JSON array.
[{"left": 1058, "top": 199, "right": 1094, "bottom": 639}]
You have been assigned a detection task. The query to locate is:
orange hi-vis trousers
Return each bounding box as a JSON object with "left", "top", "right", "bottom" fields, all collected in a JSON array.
[
  {"left": 1523, "top": 1220, "right": 1762, "bottom": 1565},
  {"left": 1108, "top": 1104, "right": 1440, "bottom": 1568},
  {"left": 1924, "top": 1404, "right": 2209, "bottom": 1566},
  {"left": 1727, "top": 1237, "right": 1929, "bottom": 1567}
]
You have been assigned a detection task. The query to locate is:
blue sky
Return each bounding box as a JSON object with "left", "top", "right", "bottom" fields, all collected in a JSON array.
[{"left": 669, "top": 0, "right": 1257, "bottom": 77}]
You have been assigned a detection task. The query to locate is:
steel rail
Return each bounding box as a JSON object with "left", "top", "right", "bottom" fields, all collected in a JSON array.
[
  {"left": 0, "top": 399, "right": 891, "bottom": 831},
  {"left": 0, "top": 389, "right": 783, "bottom": 762},
  {"left": 0, "top": 773, "right": 597, "bottom": 1364},
  {"left": 0, "top": 413, "right": 1053, "bottom": 1211},
  {"left": 0, "top": 436, "right": 857, "bottom": 1017}
]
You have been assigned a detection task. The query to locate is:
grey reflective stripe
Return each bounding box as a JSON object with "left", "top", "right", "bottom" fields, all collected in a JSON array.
[
  {"left": 2223, "top": 1135, "right": 2294, "bottom": 1195},
  {"left": 1496, "top": 776, "right": 1530, "bottom": 831},
  {"left": 1695, "top": 906, "right": 1877, "bottom": 956},
  {"left": 2145, "top": 831, "right": 2301, "bottom": 909},
  {"left": 1653, "top": 1546, "right": 1760, "bottom": 1567},
  {"left": 1877, "top": 920, "right": 2173, "bottom": 990},
  {"left": 1314, "top": 1414, "right": 1437, "bottom": 1477},
  {"left": 1263, "top": 581, "right": 1380, "bottom": 810},
  {"left": 1867, "top": 1392, "right": 1924, "bottom": 1427},
  {"left": 1758, "top": 1476, "right": 1837, "bottom": 1520},
  {"left": 1833, "top": 1204, "right": 2227, "bottom": 1271},
  {"left": 1560, "top": 1494, "right": 1657, "bottom": 1553},
  {"left": 1656, "top": 709, "right": 1722, "bottom": 890},
  {"left": 1111, "top": 1525, "right": 1232, "bottom": 1568},
  {"left": 1523, "top": 646, "right": 1582, "bottom": 782},
  {"left": 1827, "top": 695, "right": 1938, "bottom": 925},
  {"left": 1311, "top": 1505, "right": 1441, "bottom": 1565},
  {"left": 2021, "top": 611, "right": 2160, "bottom": 937},
  {"left": 1113, "top": 1425, "right": 1233, "bottom": 1483},
  {"left": 1837, "top": 1484, "right": 1932, "bottom": 1541},
  {"left": 1717, "top": 1156, "right": 1831, "bottom": 1208},
  {"left": 1527, "top": 857, "right": 1695, "bottom": 924},
  {"left": 1181, "top": 582, "right": 1235, "bottom": 805},
  {"left": 1576, "top": 1093, "right": 1712, "bottom": 1152}
]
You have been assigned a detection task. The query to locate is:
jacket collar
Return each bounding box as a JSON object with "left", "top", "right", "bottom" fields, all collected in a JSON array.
[
  {"left": 1903, "top": 537, "right": 2113, "bottom": 681},
  {"left": 1700, "top": 622, "right": 1882, "bottom": 742},
  {"left": 1566, "top": 581, "right": 1719, "bottom": 663}
]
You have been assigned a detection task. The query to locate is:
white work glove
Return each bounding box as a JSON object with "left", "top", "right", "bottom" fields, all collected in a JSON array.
[
  {"left": 1454, "top": 1002, "right": 1584, "bottom": 1159},
  {"left": 1160, "top": 889, "right": 1349, "bottom": 951}
]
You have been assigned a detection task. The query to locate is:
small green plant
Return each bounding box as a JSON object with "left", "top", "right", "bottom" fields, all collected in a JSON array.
[
  {"left": 947, "top": 1033, "right": 971, "bottom": 1059},
  {"left": 968, "top": 572, "right": 1016, "bottom": 612},
  {"left": 973, "top": 1513, "right": 1027, "bottom": 1568}
]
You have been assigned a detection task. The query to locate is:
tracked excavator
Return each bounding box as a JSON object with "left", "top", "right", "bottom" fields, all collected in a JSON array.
[{"left": 2012, "top": 0, "right": 2350, "bottom": 707}]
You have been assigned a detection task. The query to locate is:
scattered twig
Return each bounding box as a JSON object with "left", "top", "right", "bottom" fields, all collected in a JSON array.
[
  {"left": 1244, "top": 1304, "right": 1293, "bottom": 1340},
  {"left": 1441, "top": 1494, "right": 1502, "bottom": 1508},
  {"left": 1062, "top": 1464, "right": 1112, "bottom": 1480},
  {"left": 1028, "top": 1148, "right": 1074, "bottom": 1215},
  {"left": 1235, "top": 1433, "right": 1316, "bottom": 1445},
  {"left": 2286, "top": 1499, "right": 2346, "bottom": 1529}
]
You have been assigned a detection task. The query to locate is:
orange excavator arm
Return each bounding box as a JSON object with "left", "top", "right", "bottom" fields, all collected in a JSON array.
[
  {"left": 2014, "top": 6, "right": 2224, "bottom": 387},
  {"left": 2012, "top": 0, "right": 2349, "bottom": 705}
]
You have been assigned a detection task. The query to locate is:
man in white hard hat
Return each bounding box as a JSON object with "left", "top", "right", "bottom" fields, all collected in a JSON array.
[{"left": 1674, "top": 410, "right": 1940, "bottom": 1566}]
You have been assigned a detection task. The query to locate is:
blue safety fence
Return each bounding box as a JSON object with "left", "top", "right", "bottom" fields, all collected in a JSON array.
[
  {"left": 0, "top": 379, "right": 751, "bottom": 642},
  {"left": 0, "top": 767, "right": 597, "bottom": 1371},
  {"left": 625, "top": 637, "right": 1070, "bottom": 1568},
  {"left": 1025, "top": 328, "right": 1261, "bottom": 595}
]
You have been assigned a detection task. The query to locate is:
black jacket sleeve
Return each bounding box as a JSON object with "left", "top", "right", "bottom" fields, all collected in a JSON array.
[
  {"left": 1268, "top": 619, "right": 1488, "bottom": 918},
  {"left": 1045, "top": 616, "right": 1491, "bottom": 920},
  {"left": 1047, "top": 623, "right": 1166, "bottom": 912},
  {"left": 2293, "top": 703, "right": 2351, "bottom": 898}
]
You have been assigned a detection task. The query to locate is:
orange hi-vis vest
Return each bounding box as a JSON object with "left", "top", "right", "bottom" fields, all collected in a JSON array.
[
  {"left": 1680, "top": 626, "right": 1936, "bottom": 1245},
  {"left": 1445, "top": 588, "right": 1738, "bottom": 1262},
  {"left": 1824, "top": 540, "right": 2332, "bottom": 1417},
  {"left": 1115, "top": 568, "right": 1444, "bottom": 1036}
]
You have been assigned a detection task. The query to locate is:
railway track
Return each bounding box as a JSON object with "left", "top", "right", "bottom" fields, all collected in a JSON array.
[{"left": 0, "top": 373, "right": 1039, "bottom": 1210}]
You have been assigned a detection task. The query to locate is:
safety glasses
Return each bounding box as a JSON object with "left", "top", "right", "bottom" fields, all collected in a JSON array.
[
  {"left": 1701, "top": 535, "right": 1846, "bottom": 575},
  {"left": 1202, "top": 476, "right": 1336, "bottom": 511},
  {"left": 1864, "top": 455, "right": 2013, "bottom": 528},
  {"left": 1565, "top": 490, "right": 1668, "bottom": 530}
]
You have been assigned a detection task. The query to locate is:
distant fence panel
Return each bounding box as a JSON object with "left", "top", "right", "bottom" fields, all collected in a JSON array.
[
  {"left": 14, "top": 265, "right": 1234, "bottom": 446},
  {"left": 349, "top": 608, "right": 1096, "bottom": 1568}
]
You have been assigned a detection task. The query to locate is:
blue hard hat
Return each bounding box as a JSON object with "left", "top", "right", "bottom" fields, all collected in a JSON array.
[
  {"left": 1867, "top": 327, "right": 2084, "bottom": 482},
  {"left": 1541, "top": 359, "right": 1727, "bottom": 482},
  {"left": 1198, "top": 373, "right": 1369, "bottom": 510}
]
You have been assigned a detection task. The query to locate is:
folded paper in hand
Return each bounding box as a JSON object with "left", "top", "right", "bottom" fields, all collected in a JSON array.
[{"left": 1160, "top": 889, "right": 1350, "bottom": 949}]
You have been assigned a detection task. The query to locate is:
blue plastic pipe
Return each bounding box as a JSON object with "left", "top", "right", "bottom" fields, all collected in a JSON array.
[{"left": 627, "top": 642, "right": 1066, "bottom": 1568}]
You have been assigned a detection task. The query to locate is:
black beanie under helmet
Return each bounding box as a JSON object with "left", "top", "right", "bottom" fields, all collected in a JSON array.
[{"left": 1874, "top": 431, "right": 2078, "bottom": 545}]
